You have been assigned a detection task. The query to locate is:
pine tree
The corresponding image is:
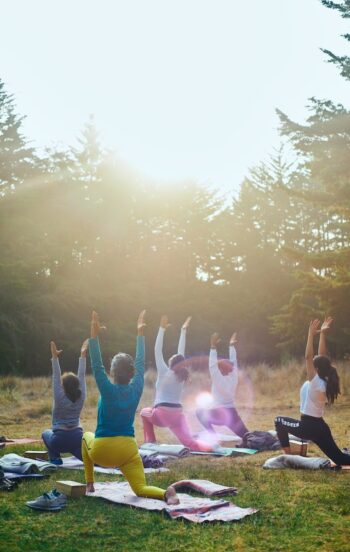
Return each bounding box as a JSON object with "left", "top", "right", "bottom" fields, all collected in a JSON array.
[
  {"left": 0, "top": 79, "right": 36, "bottom": 195},
  {"left": 272, "top": 0, "right": 350, "bottom": 357}
]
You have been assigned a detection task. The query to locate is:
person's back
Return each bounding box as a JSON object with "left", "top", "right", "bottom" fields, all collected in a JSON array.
[
  {"left": 52, "top": 362, "right": 86, "bottom": 430},
  {"left": 89, "top": 334, "right": 144, "bottom": 438},
  {"left": 42, "top": 340, "right": 88, "bottom": 463}
]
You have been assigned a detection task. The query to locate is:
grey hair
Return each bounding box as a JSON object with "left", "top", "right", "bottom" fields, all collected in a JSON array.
[{"left": 110, "top": 353, "right": 134, "bottom": 384}]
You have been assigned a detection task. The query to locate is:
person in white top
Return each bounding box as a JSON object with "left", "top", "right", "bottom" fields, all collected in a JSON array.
[
  {"left": 196, "top": 332, "right": 249, "bottom": 439},
  {"left": 140, "top": 315, "right": 212, "bottom": 451},
  {"left": 275, "top": 317, "right": 350, "bottom": 466}
]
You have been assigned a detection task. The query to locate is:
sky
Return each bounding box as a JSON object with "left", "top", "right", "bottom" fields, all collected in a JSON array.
[{"left": 0, "top": 0, "right": 349, "bottom": 192}]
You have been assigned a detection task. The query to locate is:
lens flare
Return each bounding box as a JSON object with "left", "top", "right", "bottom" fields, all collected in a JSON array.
[{"left": 195, "top": 391, "right": 213, "bottom": 409}]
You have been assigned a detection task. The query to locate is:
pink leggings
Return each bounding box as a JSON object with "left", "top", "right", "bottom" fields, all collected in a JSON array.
[{"left": 140, "top": 406, "right": 212, "bottom": 452}]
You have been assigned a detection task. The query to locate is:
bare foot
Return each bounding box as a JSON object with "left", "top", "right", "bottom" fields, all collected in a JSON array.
[
  {"left": 283, "top": 447, "right": 291, "bottom": 455},
  {"left": 165, "top": 485, "right": 179, "bottom": 505},
  {"left": 86, "top": 482, "right": 95, "bottom": 493}
]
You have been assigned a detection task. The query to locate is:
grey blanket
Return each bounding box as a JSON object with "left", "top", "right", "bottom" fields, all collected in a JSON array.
[
  {"left": 263, "top": 454, "right": 330, "bottom": 470},
  {"left": 0, "top": 453, "right": 57, "bottom": 475}
]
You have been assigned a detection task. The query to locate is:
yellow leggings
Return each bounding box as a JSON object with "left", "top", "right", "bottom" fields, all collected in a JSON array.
[{"left": 82, "top": 432, "right": 166, "bottom": 500}]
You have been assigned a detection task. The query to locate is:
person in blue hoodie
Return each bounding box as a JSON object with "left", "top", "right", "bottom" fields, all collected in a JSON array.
[{"left": 82, "top": 310, "right": 179, "bottom": 504}]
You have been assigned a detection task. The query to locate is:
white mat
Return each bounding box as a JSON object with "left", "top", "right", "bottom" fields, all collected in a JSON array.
[{"left": 87, "top": 481, "right": 258, "bottom": 523}]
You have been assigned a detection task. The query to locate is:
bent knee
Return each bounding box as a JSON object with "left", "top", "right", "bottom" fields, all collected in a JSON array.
[{"left": 140, "top": 407, "right": 153, "bottom": 418}]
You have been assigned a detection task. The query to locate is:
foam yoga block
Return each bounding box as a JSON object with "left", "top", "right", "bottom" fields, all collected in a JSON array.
[{"left": 56, "top": 480, "right": 86, "bottom": 497}]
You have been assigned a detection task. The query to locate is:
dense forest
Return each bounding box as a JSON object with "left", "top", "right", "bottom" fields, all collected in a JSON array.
[{"left": 1, "top": 0, "right": 349, "bottom": 375}]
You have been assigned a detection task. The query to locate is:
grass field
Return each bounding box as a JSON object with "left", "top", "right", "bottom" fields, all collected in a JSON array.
[{"left": 0, "top": 362, "right": 349, "bottom": 552}]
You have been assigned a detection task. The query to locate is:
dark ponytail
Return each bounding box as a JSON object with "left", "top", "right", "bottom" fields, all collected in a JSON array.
[
  {"left": 313, "top": 355, "right": 340, "bottom": 405},
  {"left": 325, "top": 366, "right": 340, "bottom": 404},
  {"left": 168, "top": 354, "right": 189, "bottom": 382},
  {"left": 62, "top": 372, "right": 82, "bottom": 403}
]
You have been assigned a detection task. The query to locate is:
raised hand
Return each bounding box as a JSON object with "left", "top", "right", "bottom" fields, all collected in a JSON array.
[
  {"left": 308, "top": 319, "right": 320, "bottom": 337},
  {"left": 50, "top": 341, "right": 63, "bottom": 359},
  {"left": 182, "top": 316, "right": 192, "bottom": 330},
  {"left": 211, "top": 332, "right": 221, "bottom": 348},
  {"left": 80, "top": 339, "right": 89, "bottom": 358},
  {"left": 91, "top": 311, "right": 106, "bottom": 339},
  {"left": 137, "top": 310, "right": 146, "bottom": 336},
  {"left": 160, "top": 315, "right": 171, "bottom": 330},
  {"left": 229, "top": 332, "right": 238, "bottom": 345},
  {"left": 319, "top": 316, "right": 334, "bottom": 334}
]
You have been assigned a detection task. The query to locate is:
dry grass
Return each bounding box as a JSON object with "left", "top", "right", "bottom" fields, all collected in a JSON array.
[{"left": 1, "top": 360, "right": 349, "bottom": 446}]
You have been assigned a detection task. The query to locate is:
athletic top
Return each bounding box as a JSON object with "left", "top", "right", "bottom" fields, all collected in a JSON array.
[
  {"left": 209, "top": 346, "right": 238, "bottom": 408},
  {"left": 153, "top": 327, "right": 186, "bottom": 406},
  {"left": 52, "top": 357, "right": 86, "bottom": 430},
  {"left": 89, "top": 335, "right": 144, "bottom": 438},
  {"left": 300, "top": 374, "right": 327, "bottom": 417}
]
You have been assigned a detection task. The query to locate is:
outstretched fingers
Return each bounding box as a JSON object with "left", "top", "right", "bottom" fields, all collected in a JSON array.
[
  {"left": 182, "top": 316, "right": 192, "bottom": 330},
  {"left": 137, "top": 310, "right": 147, "bottom": 335},
  {"left": 50, "top": 341, "right": 62, "bottom": 359}
]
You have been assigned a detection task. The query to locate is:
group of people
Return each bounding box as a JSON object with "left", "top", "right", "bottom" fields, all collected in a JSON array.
[{"left": 41, "top": 311, "right": 350, "bottom": 505}]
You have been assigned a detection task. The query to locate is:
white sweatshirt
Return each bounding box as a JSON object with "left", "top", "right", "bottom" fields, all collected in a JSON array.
[
  {"left": 153, "top": 327, "right": 186, "bottom": 406},
  {"left": 209, "top": 346, "right": 238, "bottom": 408}
]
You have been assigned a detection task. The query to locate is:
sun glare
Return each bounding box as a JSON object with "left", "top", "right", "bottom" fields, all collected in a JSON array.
[{"left": 195, "top": 391, "right": 213, "bottom": 409}]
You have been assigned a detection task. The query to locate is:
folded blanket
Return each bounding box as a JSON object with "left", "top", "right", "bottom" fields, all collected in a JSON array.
[
  {"left": 138, "top": 449, "right": 166, "bottom": 468},
  {"left": 242, "top": 431, "right": 280, "bottom": 451},
  {"left": 140, "top": 443, "right": 190, "bottom": 458},
  {"left": 87, "top": 481, "right": 258, "bottom": 523},
  {"left": 0, "top": 453, "right": 57, "bottom": 475},
  {"left": 4, "top": 473, "right": 44, "bottom": 480},
  {"left": 61, "top": 456, "right": 169, "bottom": 475},
  {"left": 171, "top": 479, "right": 238, "bottom": 496},
  {"left": 263, "top": 454, "right": 330, "bottom": 470}
]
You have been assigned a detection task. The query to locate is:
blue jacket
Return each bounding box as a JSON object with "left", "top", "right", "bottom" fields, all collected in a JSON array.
[{"left": 89, "top": 336, "right": 144, "bottom": 438}]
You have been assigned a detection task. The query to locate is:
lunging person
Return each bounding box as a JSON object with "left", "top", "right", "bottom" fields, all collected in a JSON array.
[
  {"left": 82, "top": 310, "right": 179, "bottom": 503},
  {"left": 275, "top": 317, "right": 350, "bottom": 466},
  {"left": 196, "top": 332, "right": 249, "bottom": 440},
  {"left": 141, "top": 315, "right": 211, "bottom": 452}
]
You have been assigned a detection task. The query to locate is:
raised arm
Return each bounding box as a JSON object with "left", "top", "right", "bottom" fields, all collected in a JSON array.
[
  {"left": 209, "top": 332, "right": 221, "bottom": 377},
  {"left": 154, "top": 315, "right": 170, "bottom": 375},
  {"left": 318, "top": 316, "right": 333, "bottom": 357},
  {"left": 78, "top": 338, "right": 88, "bottom": 400},
  {"left": 178, "top": 316, "right": 191, "bottom": 356},
  {"left": 305, "top": 320, "right": 320, "bottom": 381},
  {"left": 229, "top": 332, "right": 238, "bottom": 368},
  {"left": 89, "top": 311, "right": 114, "bottom": 397},
  {"left": 130, "top": 310, "right": 146, "bottom": 396},
  {"left": 50, "top": 341, "right": 64, "bottom": 401}
]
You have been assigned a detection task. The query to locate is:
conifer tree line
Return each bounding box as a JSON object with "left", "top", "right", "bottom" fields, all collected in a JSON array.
[{"left": 0, "top": 0, "right": 349, "bottom": 375}]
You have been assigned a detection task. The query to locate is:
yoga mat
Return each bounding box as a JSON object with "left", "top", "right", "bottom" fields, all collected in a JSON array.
[
  {"left": 87, "top": 481, "right": 258, "bottom": 523},
  {"left": 191, "top": 447, "right": 258, "bottom": 457},
  {"left": 329, "top": 462, "right": 350, "bottom": 470},
  {"left": 61, "top": 456, "right": 169, "bottom": 475},
  {"left": 1, "top": 438, "right": 42, "bottom": 447}
]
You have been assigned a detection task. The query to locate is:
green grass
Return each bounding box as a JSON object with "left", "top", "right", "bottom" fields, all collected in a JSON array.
[{"left": 1, "top": 364, "right": 350, "bottom": 552}]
